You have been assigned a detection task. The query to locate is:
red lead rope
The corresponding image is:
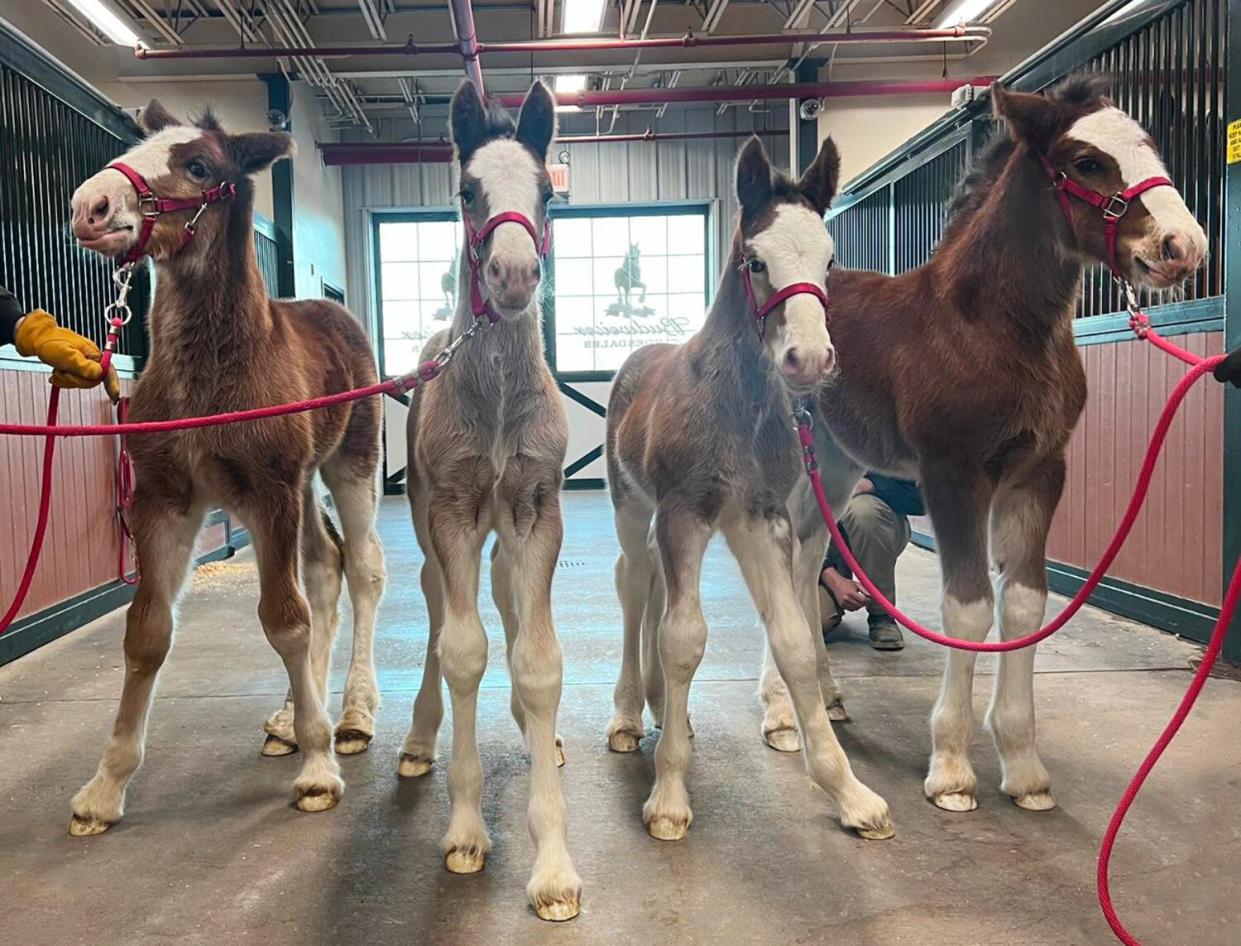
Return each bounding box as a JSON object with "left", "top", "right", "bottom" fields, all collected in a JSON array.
[{"left": 799, "top": 325, "right": 1233, "bottom": 945}]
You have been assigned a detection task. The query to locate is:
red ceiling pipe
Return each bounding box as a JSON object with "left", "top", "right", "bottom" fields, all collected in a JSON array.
[
  {"left": 132, "top": 26, "right": 989, "bottom": 61},
  {"left": 496, "top": 77, "right": 996, "bottom": 108},
  {"left": 318, "top": 129, "right": 777, "bottom": 165},
  {"left": 322, "top": 143, "right": 455, "bottom": 165}
]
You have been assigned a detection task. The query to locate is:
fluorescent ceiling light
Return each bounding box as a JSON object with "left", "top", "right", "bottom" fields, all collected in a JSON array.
[
  {"left": 936, "top": 0, "right": 1002, "bottom": 27},
  {"left": 553, "top": 73, "right": 587, "bottom": 112},
  {"left": 64, "top": 0, "right": 146, "bottom": 46},
  {"left": 562, "top": 0, "right": 606, "bottom": 35}
]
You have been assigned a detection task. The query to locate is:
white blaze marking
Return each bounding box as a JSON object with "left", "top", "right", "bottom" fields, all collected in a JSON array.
[
  {"left": 1066, "top": 107, "right": 1205, "bottom": 253},
  {"left": 745, "top": 203, "right": 834, "bottom": 362},
  {"left": 464, "top": 139, "right": 542, "bottom": 263}
]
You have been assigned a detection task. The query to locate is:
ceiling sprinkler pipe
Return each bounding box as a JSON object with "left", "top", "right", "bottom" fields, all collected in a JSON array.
[
  {"left": 496, "top": 77, "right": 996, "bottom": 108},
  {"left": 132, "top": 26, "right": 990, "bottom": 61},
  {"left": 448, "top": 0, "right": 485, "bottom": 96}
]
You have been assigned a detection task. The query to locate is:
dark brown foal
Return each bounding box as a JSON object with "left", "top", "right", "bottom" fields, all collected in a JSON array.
[
  {"left": 779, "top": 77, "right": 1207, "bottom": 813},
  {"left": 67, "top": 102, "right": 386, "bottom": 833},
  {"left": 606, "top": 136, "right": 894, "bottom": 842}
]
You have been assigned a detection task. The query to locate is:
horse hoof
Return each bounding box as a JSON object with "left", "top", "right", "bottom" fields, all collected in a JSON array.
[
  {"left": 555, "top": 736, "right": 567, "bottom": 768},
  {"left": 261, "top": 734, "right": 297, "bottom": 757},
  {"left": 763, "top": 727, "right": 801, "bottom": 753},
  {"left": 334, "top": 731, "right": 372, "bottom": 756},
  {"left": 445, "top": 849, "right": 486, "bottom": 874},
  {"left": 607, "top": 730, "right": 641, "bottom": 753},
  {"left": 647, "top": 816, "right": 689, "bottom": 841},
  {"left": 296, "top": 787, "right": 340, "bottom": 813},
  {"left": 932, "top": 792, "right": 978, "bottom": 813},
  {"left": 398, "top": 753, "right": 434, "bottom": 778},
  {"left": 68, "top": 814, "right": 112, "bottom": 837},
  {"left": 855, "top": 822, "right": 896, "bottom": 841},
  {"left": 535, "top": 895, "right": 581, "bottom": 922},
  {"left": 825, "top": 700, "right": 849, "bottom": 722},
  {"left": 1013, "top": 791, "right": 1056, "bottom": 811}
]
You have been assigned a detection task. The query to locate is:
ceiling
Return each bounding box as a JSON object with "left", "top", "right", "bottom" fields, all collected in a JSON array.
[{"left": 23, "top": 1, "right": 1105, "bottom": 137}]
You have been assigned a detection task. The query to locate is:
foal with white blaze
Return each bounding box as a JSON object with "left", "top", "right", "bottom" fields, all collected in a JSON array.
[
  {"left": 396, "top": 81, "right": 580, "bottom": 921},
  {"left": 773, "top": 78, "right": 1207, "bottom": 814},
  {"left": 606, "top": 137, "right": 893, "bottom": 842},
  {"left": 66, "top": 103, "right": 385, "bottom": 832}
]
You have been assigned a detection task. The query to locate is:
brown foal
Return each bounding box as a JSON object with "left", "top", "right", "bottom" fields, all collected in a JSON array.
[
  {"left": 67, "top": 102, "right": 386, "bottom": 832},
  {"left": 774, "top": 77, "right": 1208, "bottom": 813},
  {"left": 606, "top": 136, "right": 895, "bottom": 842}
]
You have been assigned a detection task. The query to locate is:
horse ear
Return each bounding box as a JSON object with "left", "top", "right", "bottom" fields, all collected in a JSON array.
[
  {"left": 229, "top": 132, "right": 295, "bottom": 175},
  {"left": 140, "top": 100, "right": 181, "bottom": 135},
  {"left": 451, "top": 81, "right": 489, "bottom": 164},
  {"left": 797, "top": 136, "right": 841, "bottom": 216},
  {"left": 993, "top": 86, "right": 1063, "bottom": 152},
  {"left": 735, "top": 136, "right": 773, "bottom": 220},
  {"left": 516, "top": 81, "right": 557, "bottom": 158}
]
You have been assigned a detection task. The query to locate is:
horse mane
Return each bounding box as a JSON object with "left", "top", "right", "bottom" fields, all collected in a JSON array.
[
  {"left": 942, "top": 73, "right": 1113, "bottom": 237},
  {"left": 482, "top": 100, "right": 517, "bottom": 140},
  {"left": 193, "top": 107, "right": 224, "bottom": 132}
]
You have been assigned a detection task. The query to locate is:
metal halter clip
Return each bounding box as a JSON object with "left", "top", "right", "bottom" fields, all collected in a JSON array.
[
  {"left": 791, "top": 396, "right": 813, "bottom": 430},
  {"left": 103, "top": 262, "right": 137, "bottom": 328}
]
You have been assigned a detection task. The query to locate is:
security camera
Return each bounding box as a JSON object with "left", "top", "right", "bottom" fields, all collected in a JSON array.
[
  {"left": 266, "top": 109, "right": 289, "bottom": 131},
  {"left": 799, "top": 98, "right": 823, "bottom": 121}
]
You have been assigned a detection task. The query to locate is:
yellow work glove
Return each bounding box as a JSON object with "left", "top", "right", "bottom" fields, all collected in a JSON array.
[{"left": 14, "top": 310, "right": 120, "bottom": 402}]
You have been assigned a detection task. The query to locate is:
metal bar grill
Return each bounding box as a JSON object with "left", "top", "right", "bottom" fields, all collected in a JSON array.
[
  {"left": 0, "top": 61, "right": 149, "bottom": 357},
  {"left": 826, "top": 0, "right": 1225, "bottom": 323},
  {"left": 827, "top": 186, "right": 891, "bottom": 273}
]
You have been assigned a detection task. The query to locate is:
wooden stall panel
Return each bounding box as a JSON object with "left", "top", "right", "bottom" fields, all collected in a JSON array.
[
  {"left": 0, "top": 367, "right": 121, "bottom": 619},
  {"left": 1046, "top": 332, "right": 1224, "bottom": 607}
]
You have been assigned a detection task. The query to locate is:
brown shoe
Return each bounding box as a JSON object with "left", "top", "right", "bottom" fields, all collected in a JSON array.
[{"left": 868, "top": 622, "right": 904, "bottom": 651}]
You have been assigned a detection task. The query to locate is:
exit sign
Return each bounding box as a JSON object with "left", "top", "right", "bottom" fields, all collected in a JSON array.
[{"left": 548, "top": 162, "right": 570, "bottom": 194}]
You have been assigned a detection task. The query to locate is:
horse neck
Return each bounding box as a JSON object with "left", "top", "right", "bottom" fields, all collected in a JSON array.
[
  {"left": 932, "top": 144, "right": 1084, "bottom": 331},
  {"left": 695, "top": 233, "right": 785, "bottom": 407},
  {"left": 147, "top": 183, "right": 271, "bottom": 363}
]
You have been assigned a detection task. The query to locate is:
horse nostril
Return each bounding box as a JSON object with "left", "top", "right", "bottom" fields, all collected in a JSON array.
[
  {"left": 1162, "top": 234, "right": 1187, "bottom": 262},
  {"left": 90, "top": 194, "right": 109, "bottom": 222},
  {"left": 783, "top": 348, "right": 802, "bottom": 375},
  {"left": 487, "top": 259, "right": 502, "bottom": 280}
]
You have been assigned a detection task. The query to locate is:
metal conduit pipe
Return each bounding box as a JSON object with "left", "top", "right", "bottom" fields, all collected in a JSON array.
[
  {"left": 496, "top": 77, "right": 995, "bottom": 108},
  {"left": 132, "top": 26, "right": 991, "bottom": 60},
  {"left": 447, "top": 0, "right": 485, "bottom": 95}
]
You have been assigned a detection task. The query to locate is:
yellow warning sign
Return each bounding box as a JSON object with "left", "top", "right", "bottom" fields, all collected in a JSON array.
[{"left": 1229, "top": 119, "right": 1241, "bottom": 165}]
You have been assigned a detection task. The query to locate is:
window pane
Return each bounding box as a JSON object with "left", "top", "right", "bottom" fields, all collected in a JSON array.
[
  {"left": 419, "top": 220, "right": 461, "bottom": 261},
  {"left": 554, "top": 218, "right": 593, "bottom": 256},
  {"left": 380, "top": 223, "right": 420, "bottom": 262},
  {"left": 550, "top": 211, "right": 709, "bottom": 373},
  {"left": 381, "top": 261, "right": 420, "bottom": 300},
  {"left": 668, "top": 215, "right": 705, "bottom": 254}
]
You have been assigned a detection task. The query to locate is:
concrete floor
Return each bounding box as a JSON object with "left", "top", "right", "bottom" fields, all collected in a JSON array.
[{"left": 1, "top": 493, "right": 1237, "bottom": 946}]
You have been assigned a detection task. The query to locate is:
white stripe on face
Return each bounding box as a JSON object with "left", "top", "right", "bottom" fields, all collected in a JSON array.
[
  {"left": 465, "top": 139, "right": 542, "bottom": 261},
  {"left": 118, "top": 127, "right": 205, "bottom": 181},
  {"left": 1065, "top": 107, "right": 1205, "bottom": 254},
  {"left": 746, "top": 202, "right": 834, "bottom": 387}
]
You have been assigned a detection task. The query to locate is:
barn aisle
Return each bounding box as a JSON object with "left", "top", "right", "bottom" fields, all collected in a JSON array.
[{"left": 0, "top": 493, "right": 1236, "bottom": 945}]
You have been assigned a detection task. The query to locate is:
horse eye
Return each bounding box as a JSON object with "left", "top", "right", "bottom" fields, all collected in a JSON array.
[
  {"left": 747, "top": 258, "right": 766, "bottom": 274},
  {"left": 827, "top": 258, "right": 836, "bottom": 271},
  {"left": 1074, "top": 157, "right": 1102, "bottom": 175},
  {"left": 541, "top": 184, "right": 554, "bottom": 204},
  {"left": 460, "top": 188, "right": 475, "bottom": 206},
  {"left": 187, "top": 159, "right": 209, "bottom": 181}
]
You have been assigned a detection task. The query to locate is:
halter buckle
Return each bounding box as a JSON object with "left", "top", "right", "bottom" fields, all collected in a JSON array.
[
  {"left": 1102, "top": 194, "right": 1129, "bottom": 220},
  {"left": 137, "top": 195, "right": 159, "bottom": 218}
]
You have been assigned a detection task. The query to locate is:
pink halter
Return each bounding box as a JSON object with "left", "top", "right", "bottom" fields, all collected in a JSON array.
[
  {"left": 105, "top": 162, "right": 236, "bottom": 264},
  {"left": 1039, "top": 155, "right": 1174, "bottom": 276},
  {"left": 460, "top": 199, "right": 552, "bottom": 323},
  {"left": 740, "top": 256, "right": 830, "bottom": 337}
]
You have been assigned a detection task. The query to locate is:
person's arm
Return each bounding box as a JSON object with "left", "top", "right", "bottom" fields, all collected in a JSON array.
[
  {"left": 1, "top": 285, "right": 24, "bottom": 347},
  {"left": 0, "top": 284, "right": 120, "bottom": 400},
  {"left": 867, "top": 474, "right": 925, "bottom": 517}
]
